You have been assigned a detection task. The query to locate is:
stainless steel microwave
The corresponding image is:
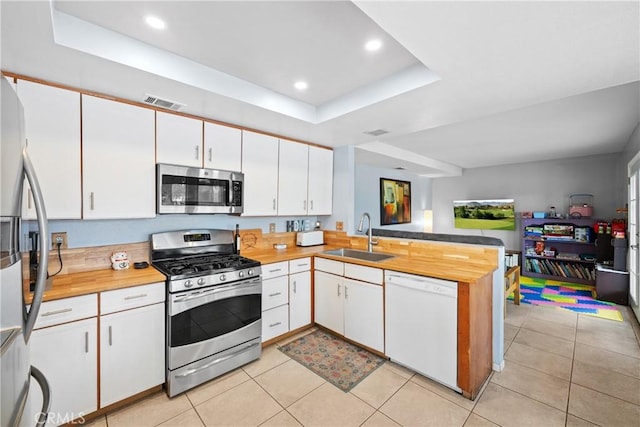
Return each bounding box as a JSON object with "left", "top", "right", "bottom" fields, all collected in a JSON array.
[{"left": 157, "top": 164, "right": 244, "bottom": 214}]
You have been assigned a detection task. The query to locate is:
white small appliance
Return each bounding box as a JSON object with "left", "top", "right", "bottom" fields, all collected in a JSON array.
[{"left": 296, "top": 230, "right": 324, "bottom": 247}]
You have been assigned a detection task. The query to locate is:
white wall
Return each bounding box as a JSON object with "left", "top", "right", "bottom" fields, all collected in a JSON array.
[
  {"left": 323, "top": 145, "right": 356, "bottom": 234},
  {"left": 354, "top": 163, "right": 432, "bottom": 234},
  {"left": 432, "top": 153, "right": 620, "bottom": 251},
  {"left": 620, "top": 122, "right": 640, "bottom": 174}
]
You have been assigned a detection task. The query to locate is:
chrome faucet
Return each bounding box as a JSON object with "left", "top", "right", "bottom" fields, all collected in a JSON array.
[{"left": 357, "top": 212, "right": 377, "bottom": 252}]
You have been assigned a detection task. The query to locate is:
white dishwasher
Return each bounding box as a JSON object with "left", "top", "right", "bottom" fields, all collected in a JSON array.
[{"left": 385, "top": 271, "right": 460, "bottom": 392}]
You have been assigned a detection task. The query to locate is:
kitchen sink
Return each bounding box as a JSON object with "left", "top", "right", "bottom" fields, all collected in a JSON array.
[{"left": 322, "top": 248, "right": 395, "bottom": 262}]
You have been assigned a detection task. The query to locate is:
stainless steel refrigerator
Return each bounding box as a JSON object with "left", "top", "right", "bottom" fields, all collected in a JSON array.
[{"left": 1, "top": 76, "right": 51, "bottom": 427}]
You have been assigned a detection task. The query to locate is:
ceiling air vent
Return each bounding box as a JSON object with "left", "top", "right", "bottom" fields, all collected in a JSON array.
[
  {"left": 363, "top": 129, "right": 389, "bottom": 136},
  {"left": 143, "top": 94, "right": 185, "bottom": 111}
]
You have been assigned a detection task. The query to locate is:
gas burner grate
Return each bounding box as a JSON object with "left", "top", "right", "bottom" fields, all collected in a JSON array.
[{"left": 154, "top": 254, "right": 260, "bottom": 278}]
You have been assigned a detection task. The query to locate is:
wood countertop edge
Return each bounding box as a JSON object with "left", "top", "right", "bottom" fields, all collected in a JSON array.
[{"left": 27, "top": 245, "right": 497, "bottom": 303}]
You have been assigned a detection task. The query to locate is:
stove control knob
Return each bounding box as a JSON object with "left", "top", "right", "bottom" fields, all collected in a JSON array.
[
  {"left": 238, "top": 271, "right": 244, "bottom": 278},
  {"left": 184, "top": 280, "right": 193, "bottom": 288},
  {"left": 248, "top": 269, "right": 254, "bottom": 276},
  {"left": 197, "top": 278, "right": 206, "bottom": 286},
  {"left": 219, "top": 274, "right": 226, "bottom": 282}
]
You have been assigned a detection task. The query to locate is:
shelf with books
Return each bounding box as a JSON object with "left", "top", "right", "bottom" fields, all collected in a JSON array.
[{"left": 522, "top": 218, "right": 598, "bottom": 285}]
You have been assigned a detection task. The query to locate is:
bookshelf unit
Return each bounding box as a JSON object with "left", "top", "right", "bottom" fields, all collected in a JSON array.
[{"left": 521, "top": 218, "right": 598, "bottom": 285}]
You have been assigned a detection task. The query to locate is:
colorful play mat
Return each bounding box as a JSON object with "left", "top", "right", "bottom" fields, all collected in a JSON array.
[{"left": 508, "top": 276, "right": 623, "bottom": 322}]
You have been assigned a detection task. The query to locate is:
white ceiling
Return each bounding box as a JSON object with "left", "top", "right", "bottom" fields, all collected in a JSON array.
[{"left": 1, "top": 1, "right": 638, "bottom": 176}]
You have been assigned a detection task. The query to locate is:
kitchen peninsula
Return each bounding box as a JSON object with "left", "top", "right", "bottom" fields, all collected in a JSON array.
[{"left": 25, "top": 228, "right": 497, "bottom": 424}]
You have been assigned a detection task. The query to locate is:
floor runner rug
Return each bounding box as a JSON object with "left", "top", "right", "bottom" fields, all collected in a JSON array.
[
  {"left": 278, "top": 329, "right": 385, "bottom": 392},
  {"left": 509, "top": 276, "right": 623, "bottom": 322}
]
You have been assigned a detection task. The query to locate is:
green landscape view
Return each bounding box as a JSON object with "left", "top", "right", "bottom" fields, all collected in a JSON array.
[{"left": 453, "top": 200, "right": 516, "bottom": 230}]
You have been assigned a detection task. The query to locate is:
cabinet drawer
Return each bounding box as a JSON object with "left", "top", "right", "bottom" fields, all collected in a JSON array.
[
  {"left": 262, "top": 304, "right": 289, "bottom": 342},
  {"left": 262, "top": 261, "right": 289, "bottom": 280},
  {"left": 289, "top": 257, "right": 311, "bottom": 274},
  {"left": 345, "top": 263, "right": 383, "bottom": 285},
  {"left": 262, "top": 275, "right": 289, "bottom": 311},
  {"left": 314, "top": 258, "right": 344, "bottom": 276},
  {"left": 34, "top": 294, "right": 98, "bottom": 329},
  {"left": 101, "top": 282, "right": 165, "bottom": 315}
]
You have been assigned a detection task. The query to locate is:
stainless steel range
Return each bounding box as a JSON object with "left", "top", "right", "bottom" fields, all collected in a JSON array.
[{"left": 150, "top": 229, "right": 262, "bottom": 397}]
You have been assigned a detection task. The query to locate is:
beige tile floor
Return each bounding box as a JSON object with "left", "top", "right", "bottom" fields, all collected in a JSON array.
[{"left": 88, "top": 303, "right": 640, "bottom": 427}]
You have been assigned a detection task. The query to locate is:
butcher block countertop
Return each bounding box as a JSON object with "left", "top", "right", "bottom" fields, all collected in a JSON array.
[
  {"left": 25, "top": 239, "right": 497, "bottom": 303},
  {"left": 244, "top": 244, "right": 497, "bottom": 283},
  {"left": 24, "top": 266, "right": 166, "bottom": 304}
]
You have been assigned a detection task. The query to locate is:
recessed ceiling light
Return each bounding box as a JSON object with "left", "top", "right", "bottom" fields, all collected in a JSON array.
[
  {"left": 145, "top": 16, "right": 166, "bottom": 30},
  {"left": 294, "top": 81, "right": 308, "bottom": 91},
  {"left": 365, "top": 39, "right": 383, "bottom": 51}
]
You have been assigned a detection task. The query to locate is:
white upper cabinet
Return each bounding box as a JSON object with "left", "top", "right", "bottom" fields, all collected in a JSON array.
[
  {"left": 204, "top": 122, "right": 242, "bottom": 171},
  {"left": 277, "top": 142, "right": 333, "bottom": 216},
  {"left": 278, "top": 139, "right": 309, "bottom": 216},
  {"left": 241, "top": 130, "right": 279, "bottom": 216},
  {"left": 156, "top": 111, "right": 203, "bottom": 168},
  {"left": 17, "top": 79, "right": 81, "bottom": 219},
  {"left": 82, "top": 95, "right": 156, "bottom": 219},
  {"left": 307, "top": 146, "right": 333, "bottom": 215}
]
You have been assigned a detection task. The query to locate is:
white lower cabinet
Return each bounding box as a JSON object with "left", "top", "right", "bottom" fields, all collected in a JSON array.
[
  {"left": 99, "top": 284, "right": 165, "bottom": 407},
  {"left": 29, "top": 283, "right": 166, "bottom": 425},
  {"left": 262, "top": 304, "right": 289, "bottom": 342},
  {"left": 261, "top": 262, "right": 290, "bottom": 342},
  {"left": 289, "top": 257, "right": 312, "bottom": 330},
  {"left": 29, "top": 295, "right": 98, "bottom": 426},
  {"left": 314, "top": 259, "right": 384, "bottom": 352},
  {"left": 261, "top": 257, "right": 313, "bottom": 341},
  {"left": 343, "top": 278, "right": 384, "bottom": 352},
  {"left": 289, "top": 270, "right": 311, "bottom": 330},
  {"left": 314, "top": 270, "right": 345, "bottom": 334}
]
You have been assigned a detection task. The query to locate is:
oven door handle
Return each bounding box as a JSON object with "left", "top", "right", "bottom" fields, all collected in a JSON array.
[
  {"left": 175, "top": 342, "right": 260, "bottom": 378},
  {"left": 173, "top": 281, "right": 258, "bottom": 303}
]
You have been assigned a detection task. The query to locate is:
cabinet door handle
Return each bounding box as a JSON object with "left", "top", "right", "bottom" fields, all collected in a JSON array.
[
  {"left": 303, "top": 200, "right": 307, "bottom": 211},
  {"left": 337, "top": 284, "right": 341, "bottom": 297},
  {"left": 272, "top": 198, "right": 276, "bottom": 211},
  {"left": 310, "top": 200, "right": 314, "bottom": 211},
  {"left": 208, "top": 148, "right": 212, "bottom": 162},
  {"left": 41, "top": 308, "right": 72, "bottom": 317},
  {"left": 268, "top": 268, "right": 282, "bottom": 273},
  {"left": 90, "top": 192, "right": 95, "bottom": 210},
  {"left": 269, "top": 322, "right": 282, "bottom": 328},
  {"left": 268, "top": 292, "right": 281, "bottom": 297},
  {"left": 293, "top": 281, "right": 297, "bottom": 293},
  {"left": 28, "top": 188, "right": 32, "bottom": 209},
  {"left": 85, "top": 331, "right": 89, "bottom": 353},
  {"left": 345, "top": 285, "right": 348, "bottom": 299},
  {"left": 195, "top": 145, "right": 200, "bottom": 160},
  {"left": 108, "top": 325, "right": 112, "bottom": 346},
  {"left": 124, "top": 293, "right": 147, "bottom": 300}
]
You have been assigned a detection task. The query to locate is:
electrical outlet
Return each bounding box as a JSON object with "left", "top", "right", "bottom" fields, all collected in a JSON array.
[
  {"left": 336, "top": 221, "right": 344, "bottom": 231},
  {"left": 269, "top": 223, "right": 276, "bottom": 233},
  {"left": 51, "top": 232, "right": 68, "bottom": 249}
]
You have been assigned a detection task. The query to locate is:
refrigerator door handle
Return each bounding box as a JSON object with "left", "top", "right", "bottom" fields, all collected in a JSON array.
[
  {"left": 23, "top": 148, "right": 49, "bottom": 342},
  {"left": 31, "top": 366, "right": 51, "bottom": 427}
]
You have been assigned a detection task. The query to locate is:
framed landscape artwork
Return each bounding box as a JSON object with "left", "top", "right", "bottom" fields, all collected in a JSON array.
[{"left": 380, "top": 178, "right": 411, "bottom": 225}]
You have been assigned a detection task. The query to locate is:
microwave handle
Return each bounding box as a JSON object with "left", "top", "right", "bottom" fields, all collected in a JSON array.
[{"left": 229, "top": 181, "right": 240, "bottom": 207}]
